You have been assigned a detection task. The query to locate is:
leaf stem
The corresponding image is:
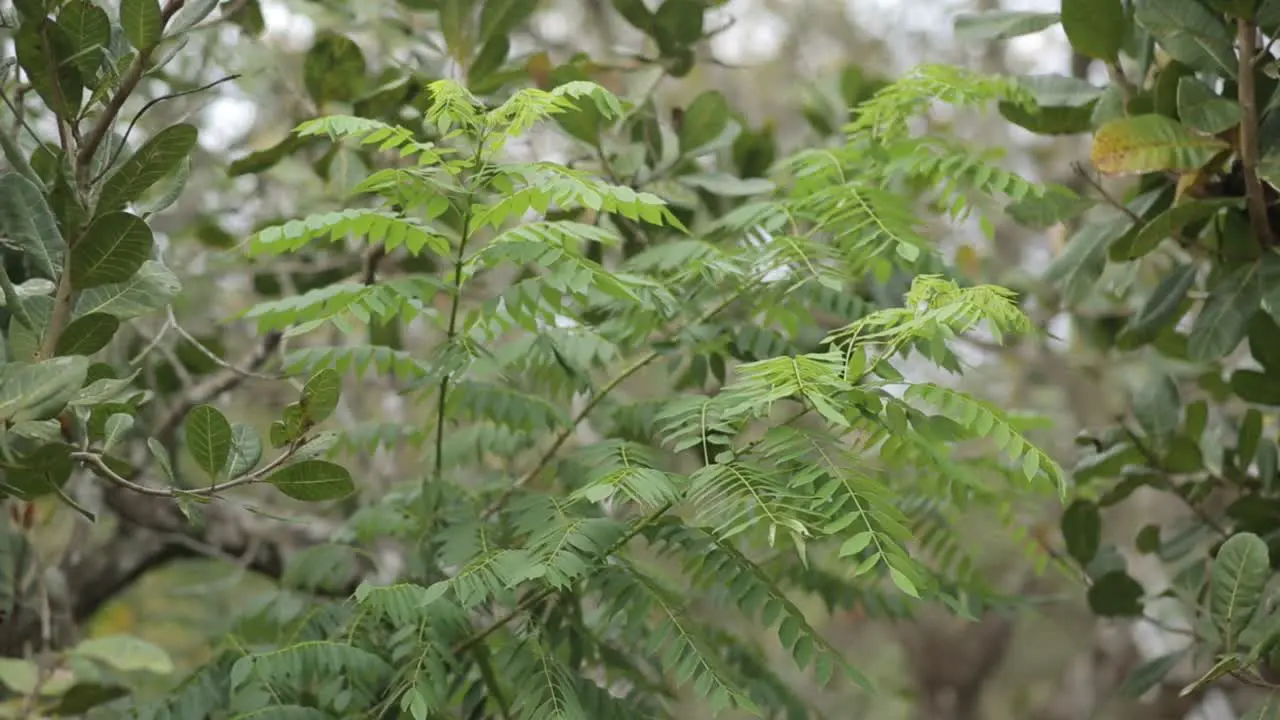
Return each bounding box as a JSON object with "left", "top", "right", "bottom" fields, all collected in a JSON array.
[{"left": 1237, "top": 18, "right": 1273, "bottom": 246}]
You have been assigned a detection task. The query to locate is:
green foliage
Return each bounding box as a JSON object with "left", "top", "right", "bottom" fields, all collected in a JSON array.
[{"left": 962, "top": 0, "right": 1280, "bottom": 700}]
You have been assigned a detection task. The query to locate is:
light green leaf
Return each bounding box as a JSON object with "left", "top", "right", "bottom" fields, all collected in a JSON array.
[
  {"left": 225, "top": 423, "right": 263, "bottom": 479},
  {"left": 679, "top": 172, "right": 775, "bottom": 197},
  {"left": 0, "top": 173, "right": 65, "bottom": 279},
  {"left": 1133, "top": 373, "right": 1181, "bottom": 440},
  {"left": 185, "top": 404, "right": 232, "bottom": 478},
  {"left": 0, "top": 357, "right": 90, "bottom": 423},
  {"left": 1118, "top": 263, "right": 1198, "bottom": 348},
  {"left": 265, "top": 459, "right": 355, "bottom": 501},
  {"left": 301, "top": 368, "right": 341, "bottom": 426},
  {"left": 102, "top": 412, "right": 133, "bottom": 453},
  {"left": 70, "top": 212, "right": 154, "bottom": 289},
  {"left": 953, "top": 11, "right": 1060, "bottom": 42},
  {"left": 1044, "top": 219, "right": 1128, "bottom": 304},
  {"left": 119, "top": 0, "right": 163, "bottom": 50},
  {"left": 74, "top": 260, "right": 181, "bottom": 319},
  {"left": 1210, "top": 532, "right": 1270, "bottom": 651},
  {"left": 1121, "top": 651, "right": 1186, "bottom": 698},
  {"left": 169, "top": 0, "right": 220, "bottom": 34},
  {"left": 1062, "top": 0, "right": 1125, "bottom": 61},
  {"left": 147, "top": 437, "right": 176, "bottom": 484},
  {"left": 98, "top": 124, "right": 199, "bottom": 212},
  {"left": 72, "top": 635, "right": 173, "bottom": 674}
]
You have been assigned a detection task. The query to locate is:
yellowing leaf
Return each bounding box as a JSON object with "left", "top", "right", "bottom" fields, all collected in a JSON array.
[{"left": 1091, "top": 114, "right": 1229, "bottom": 175}]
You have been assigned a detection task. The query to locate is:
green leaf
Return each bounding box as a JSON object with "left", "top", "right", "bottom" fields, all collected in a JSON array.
[
  {"left": 74, "top": 260, "right": 181, "bottom": 319},
  {"left": 653, "top": 0, "right": 704, "bottom": 54},
  {"left": 302, "top": 32, "right": 368, "bottom": 106},
  {"left": 15, "top": 19, "right": 84, "bottom": 118},
  {"left": 1210, "top": 532, "right": 1270, "bottom": 650},
  {"left": 58, "top": 0, "right": 111, "bottom": 80},
  {"left": 301, "top": 368, "right": 341, "bottom": 426},
  {"left": 1240, "top": 408, "right": 1264, "bottom": 468},
  {"left": 0, "top": 443, "right": 74, "bottom": 500},
  {"left": 1121, "top": 651, "right": 1185, "bottom": 698},
  {"left": 265, "top": 459, "right": 355, "bottom": 501},
  {"left": 679, "top": 172, "right": 775, "bottom": 197},
  {"left": 1230, "top": 369, "right": 1280, "bottom": 404},
  {"left": 1006, "top": 185, "right": 1096, "bottom": 228},
  {"left": 1178, "top": 76, "right": 1243, "bottom": 134},
  {"left": 1134, "top": 373, "right": 1181, "bottom": 441},
  {"left": 679, "top": 91, "right": 731, "bottom": 155},
  {"left": 1188, "top": 264, "right": 1262, "bottom": 362},
  {"left": 98, "top": 124, "right": 200, "bottom": 212},
  {"left": 1087, "top": 570, "right": 1145, "bottom": 617},
  {"left": 169, "top": 0, "right": 221, "bottom": 34},
  {"left": 439, "top": 0, "right": 473, "bottom": 63},
  {"left": 467, "top": 34, "right": 509, "bottom": 89},
  {"left": 999, "top": 100, "right": 1096, "bottom": 135},
  {"left": 1044, "top": 219, "right": 1128, "bottom": 305},
  {"left": 1118, "top": 263, "right": 1198, "bottom": 348},
  {"left": 72, "top": 635, "right": 173, "bottom": 674},
  {"left": 70, "top": 212, "right": 154, "bottom": 289},
  {"left": 1062, "top": 0, "right": 1125, "bottom": 61},
  {"left": 55, "top": 313, "right": 119, "bottom": 356},
  {"left": 102, "top": 412, "right": 133, "bottom": 453},
  {"left": 1250, "top": 313, "right": 1280, "bottom": 371},
  {"left": 0, "top": 173, "right": 65, "bottom": 279},
  {"left": 1240, "top": 694, "right": 1280, "bottom": 720},
  {"left": 479, "top": 0, "right": 537, "bottom": 43},
  {"left": 1133, "top": 0, "right": 1237, "bottom": 76},
  {"left": 185, "top": 404, "right": 233, "bottom": 478},
  {"left": 0, "top": 357, "right": 90, "bottom": 423},
  {"left": 119, "top": 0, "right": 163, "bottom": 50},
  {"left": 1122, "top": 198, "right": 1240, "bottom": 260},
  {"left": 611, "top": 0, "right": 654, "bottom": 34},
  {"left": 1061, "top": 499, "right": 1102, "bottom": 565},
  {"left": 953, "top": 11, "right": 1060, "bottom": 42},
  {"left": 225, "top": 423, "right": 263, "bottom": 479},
  {"left": 1091, "top": 115, "right": 1230, "bottom": 175},
  {"left": 147, "top": 437, "right": 176, "bottom": 485}
]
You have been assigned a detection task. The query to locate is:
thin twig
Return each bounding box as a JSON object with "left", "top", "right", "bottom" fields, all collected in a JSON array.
[
  {"left": 1073, "top": 162, "right": 1142, "bottom": 224},
  {"left": 166, "top": 306, "right": 283, "bottom": 381},
  {"left": 73, "top": 437, "right": 296, "bottom": 498}
]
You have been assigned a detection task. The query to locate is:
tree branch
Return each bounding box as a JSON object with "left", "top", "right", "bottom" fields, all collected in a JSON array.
[{"left": 1238, "top": 18, "right": 1274, "bottom": 246}]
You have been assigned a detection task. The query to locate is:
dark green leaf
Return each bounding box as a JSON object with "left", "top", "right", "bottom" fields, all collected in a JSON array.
[
  {"left": 1231, "top": 369, "right": 1280, "bottom": 404},
  {"left": 0, "top": 443, "right": 73, "bottom": 500},
  {"left": 98, "top": 124, "right": 199, "bottom": 212},
  {"left": 0, "top": 357, "right": 90, "bottom": 423},
  {"left": 70, "top": 212, "right": 154, "bottom": 289},
  {"left": 227, "top": 135, "right": 316, "bottom": 177},
  {"left": 302, "top": 33, "right": 367, "bottom": 106},
  {"left": 1006, "top": 185, "right": 1095, "bottom": 228},
  {"left": 1240, "top": 408, "right": 1264, "bottom": 468},
  {"left": 467, "top": 34, "right": 509, "bottom": 89},
  {"left": 1251, "top": 313, "right": 1280, "bottom": 371},
  {"left": 185, "top": 404, "right": 232, "bottom": 478},
  {"left": 653, "top": 0, "right": 704, "bottom": 55},
  {"left": 0, "top": 173, "right": 65, "bottom": 279},
  {"left": 478, "top": 0, "right": 537, "bottom": 43},
  {"left": 1087, "top": 570, "right": 1145, "bottom": 617},
  {"left": 1134, "top": 373, "right": 1181, "bottom": 441},
  {"left": 1178, "top": 76, "right": 1243, "bottom": 134},
  {"left": 16, "top": 19, "right": 84, "bottom": 118},
  {"left": 55, "top": 313, "right": 119, "bottom": 356},
  {"left": 612, "top": 0, "right": 654, "bottom": 34},
  {"left": 1120, "top": 651, "right": 1184, "bottom": 698},
  {"left": 1188, "top": 264, "right": 1262, "bottom": 362},
  {"left": 1062, "top": 0, "right": 1125, "bottom": 61},
  {"left": 1210, "top": 532, "right": 1270, "bottom": 650},
  {"left": 1118, "top": 263, "right": 1197, "bottom": 349},
  {"left": 679, "top": 91, "right": 731, "bottom": 155},
  {"left": 1061, "top": 499, "right": 1102, "bottom": 564},
  {"left": 1044, "top": 219, "right": 1129, "bottom": 305},
  {"left": 439, "top": 0, "right": 473, "bottom": 63},
  {"left": 265, "top": 459, "right": 355, "bottom": 501},
  {"left": 1135, "top": 524, "right": 1162, "bottom": 554},
  {"left": 1122, "top": 198, "right": 1240, "bottom": 260},
  {"left": 58, "top": 0, "right": 111, "bottom": 80},
  {"left": 953, "top": 11, "right": 1059, "bottom": 42},
  {"left": 120, "top": 0, "right": 163, "bottom": 50},
  {"left": 1133, "top": 0, "right": 1237, "bottom": 77},
  {"left": 73, "top": 260, "right": 181, "bottom": 319}
]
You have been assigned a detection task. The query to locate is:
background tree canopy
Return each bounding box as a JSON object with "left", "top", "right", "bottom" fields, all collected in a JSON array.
[{"left": 6, "top": 0, "right": 1280, "bottom": 719}]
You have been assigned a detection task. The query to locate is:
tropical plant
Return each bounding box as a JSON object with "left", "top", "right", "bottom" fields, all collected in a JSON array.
[
  {"left": 958, "top": 0, "right": 1280, "bottom": 713},
  {"left": 0, "top": 0, "right": 1064, "bottom": 717}
]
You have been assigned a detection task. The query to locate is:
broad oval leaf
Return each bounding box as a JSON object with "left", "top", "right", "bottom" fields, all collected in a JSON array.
[
  {"left": 71, "top": 212, "right": 154, "bottom": 289},
  {"left": 1061, "top": 499, "right": 1102, "bottom": 564},
  {"left": 119, "top": 0, "right": 163, "bottom": 50},
  {"left": 1209, "top": 532, "right": 1270, "bottom": 650},
  {"left": 225, "top": 423, "right": 263, "bottom": 479},
  {"left": 479, "top": 0, "right": 539, "bottom": 43},
  {"left": 72, "top": 635, "right": 173, "bottom": 674},
  {"left": 0, "top": 173, "right": 66, "bottom": 279},
  {"left": 58, "top": 0, "right": 111, "bottom": 80},
  {"left": 1087, "top": 570, "right": 1145, "bottom": 617},
  {"left": 74, "top": 260, "right": 181, "bottom": 319},
  {"left": 1118, "top": 263, "right": 1198, "bottom": 348},
  {"left": 55, "top": 313, "right": 119, "bottom": 357},
  {"left": 679, "top": 91, "right": 731, "bottom": 155},
  {"left": 301, "top": 368, "right": 341, "bottom": 426},
  {"left": 15, "top": 19, "right": 83, "bottom": 119},
  {"left": 1188, "top": 264, "right": 1262, "bottom": 362},
  {"left": 303, "top": 32, "right": 368, "bottom": 106},
  {"left": 1230, "top": 369, "right": 1280, "bottom": 405},
  {"left": 1178, "top": 76, "right": 1243, "bottom": 134},
  {"left": 1062, "top": 0, "right": 1125, "bottom": 61},
  {"left": 0, "top": 357, "right": 90, "bottom": 423},
  {"left": 98, "top": 124, "right": 200, "bottom": 212},
  {"left": 1134, "top": 0, "right": 1236, "bottom": 76},
  {"left": 1092, "top": 115, "right": 1230, "bottom": 175},
  {"left": 185, "top": 404, "right": 233, "bottom": 478},
  {"left": 1123, "top": 198, "right": 1241, "bottom": 260},
  {"left": 954, "top": 10, "right": 1060, "bottom": 42},
  {"left": 265, "top": 459, "right": 355, "bottom": 501}
]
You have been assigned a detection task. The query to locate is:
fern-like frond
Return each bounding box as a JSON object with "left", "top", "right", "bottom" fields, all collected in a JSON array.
[
  {"left": 247, "top": 208, "right": 450, "bottom": 259},
  {"left": 565, "top": 440, "right": 682, "bottom": 508},
  {"left": 846, "top": 64, "right": 1029, "bottom": 139},
  {"left": 239, "top": 276, "right": 443, "bottom": 334}
]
